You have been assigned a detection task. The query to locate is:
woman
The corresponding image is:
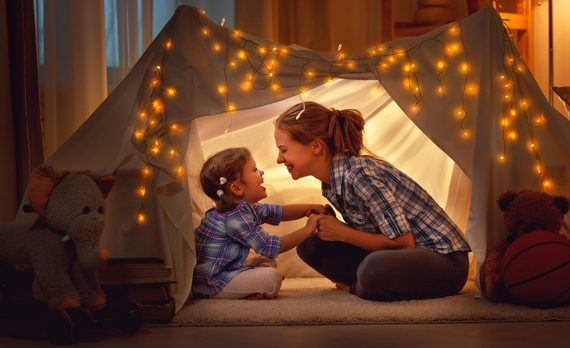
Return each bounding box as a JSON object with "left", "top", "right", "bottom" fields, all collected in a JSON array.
[{"left": 274, "top": 101, "right": 471, "bottom": 301}]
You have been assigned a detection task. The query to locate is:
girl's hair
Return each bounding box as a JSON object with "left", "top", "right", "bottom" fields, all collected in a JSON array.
[
  {"left": 199, "top": 147, "right": 251, "bottom": 213},
  {"left": 275, "top": 101, "right": 372, "bottom": 157}
]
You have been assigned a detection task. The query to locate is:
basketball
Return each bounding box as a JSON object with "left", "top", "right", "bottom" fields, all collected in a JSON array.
[{"left": 501, "top": 230, "right": 570, "bottom": 308}]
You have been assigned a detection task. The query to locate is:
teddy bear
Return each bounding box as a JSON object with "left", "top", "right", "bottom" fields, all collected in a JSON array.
[
  {"left": 0, "top": 165, "right": 114, "bottom": 311},
  {"left": 479, "top": 189, "right": 569, "bottom": 303}
]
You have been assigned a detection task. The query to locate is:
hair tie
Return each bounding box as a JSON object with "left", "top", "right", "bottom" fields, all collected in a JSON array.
[
  {"left": 219, "top": 177, "right": 227, "bottom": 185},
  {"left": 216, "top": 189, "right": 224, "bottom": 198}
]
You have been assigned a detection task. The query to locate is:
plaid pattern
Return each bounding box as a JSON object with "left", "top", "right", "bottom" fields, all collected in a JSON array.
[
  {"left": 192, "top": 201, "right": 283, "bottom": 297},
  {"left": 322, "top": 154, "right": 470, "bottom": 254}
]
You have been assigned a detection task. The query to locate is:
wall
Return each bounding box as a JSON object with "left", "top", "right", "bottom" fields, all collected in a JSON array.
[{"left": 531, "top": 0, "right": 570, "bottom": 117}]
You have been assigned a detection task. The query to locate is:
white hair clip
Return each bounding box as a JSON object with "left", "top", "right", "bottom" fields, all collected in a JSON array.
[
  {"left": 219, "top": 177, "right": 227, "bottom": 185},
  {"left": 216, "top": 189, "right": 224, "bottom": 198}
]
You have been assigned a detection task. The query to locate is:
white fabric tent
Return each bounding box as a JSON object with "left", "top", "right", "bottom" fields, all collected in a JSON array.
[{"left": 18, "top": 5, "right": 570, "bottom": 311}]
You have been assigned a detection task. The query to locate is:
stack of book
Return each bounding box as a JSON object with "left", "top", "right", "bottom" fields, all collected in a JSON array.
[{"left": 99, "top": 258, "right": 176, "bottom": 322}]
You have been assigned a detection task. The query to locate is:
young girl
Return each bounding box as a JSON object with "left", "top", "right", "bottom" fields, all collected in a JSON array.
[
  {"left": 274, "top": 101, "right": 471, "bottom": 301},
  {"left": 192, "top": 147, "right": 323, "bottom": 299}
]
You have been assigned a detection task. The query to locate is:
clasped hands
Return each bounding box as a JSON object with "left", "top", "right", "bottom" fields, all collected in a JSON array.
[{"left": 304, "top": 204, "right": 347, "bottom": 242}]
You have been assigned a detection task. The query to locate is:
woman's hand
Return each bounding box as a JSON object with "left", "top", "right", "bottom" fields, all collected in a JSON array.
[{"left": 315, "top": 214, "right": 348, "bottom": 242}]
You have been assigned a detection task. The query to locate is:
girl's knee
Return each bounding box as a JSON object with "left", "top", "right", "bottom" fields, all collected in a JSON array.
[{"left": 262, "top": 267, "right": 283, "bottom": 299}]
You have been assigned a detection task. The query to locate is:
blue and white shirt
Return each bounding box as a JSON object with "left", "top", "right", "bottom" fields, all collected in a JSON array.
[
  {"left": 192, "top": 201, "right": 283, "bottom": 297},
  {"left": 322, "top": 154, "right": 470, "bottom": 254}
]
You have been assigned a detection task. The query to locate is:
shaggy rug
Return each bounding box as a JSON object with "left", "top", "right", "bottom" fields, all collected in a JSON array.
[{"left": 167, "top": 278, "right": 570, "bottom": 326}]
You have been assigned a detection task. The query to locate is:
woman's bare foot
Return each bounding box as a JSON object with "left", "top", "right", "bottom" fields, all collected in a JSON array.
[
  {"left": 335, "top": 282, "right": 351, "bottom": 292},
  {"left": 244, "top": 292, "right": 263, "bottom": 300}
]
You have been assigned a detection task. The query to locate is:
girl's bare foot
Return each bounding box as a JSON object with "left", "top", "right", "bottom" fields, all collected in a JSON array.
[
  {"left": 244, "top": 292, "right": 263, "bottom": 300},
  {"left": 335, "top": 282, "right": 351, "bottom": 292}
]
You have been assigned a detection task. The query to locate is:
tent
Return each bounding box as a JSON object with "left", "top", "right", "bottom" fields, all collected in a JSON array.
[{"left": 18, "top": 5, "right": 570, "bottom": 311}]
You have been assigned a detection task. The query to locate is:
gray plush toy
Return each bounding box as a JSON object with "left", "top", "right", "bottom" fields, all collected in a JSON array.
[{"left": 0, "top": 165, "right": 114, "bottom": 310}]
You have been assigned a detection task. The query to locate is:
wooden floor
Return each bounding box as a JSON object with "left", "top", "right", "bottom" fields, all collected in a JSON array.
[{"left": 1, "top": 322, "right": 569, "bottom": 347}]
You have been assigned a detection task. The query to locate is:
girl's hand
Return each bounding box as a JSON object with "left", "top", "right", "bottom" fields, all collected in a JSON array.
[
  {"left": 315, "top": 215, "right": 347, "bottom": 242},
  {"left": 305, "top": 213, "right": 321, "bottom": 235}
]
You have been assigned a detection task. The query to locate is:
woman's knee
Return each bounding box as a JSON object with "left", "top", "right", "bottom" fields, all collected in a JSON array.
[
  {"left": 354, "top": 252, "right": 397, "bottom": 300},
  {"left": 296, "top": 236, "right": 320, "bottom": 263}
]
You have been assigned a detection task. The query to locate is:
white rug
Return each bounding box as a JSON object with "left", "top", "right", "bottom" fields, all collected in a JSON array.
[{"left": 167, "top": 278, "right": 570, "bottom": 326}]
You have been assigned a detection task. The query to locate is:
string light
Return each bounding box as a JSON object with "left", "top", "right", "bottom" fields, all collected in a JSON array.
[{"left": 129, "top": 9, "right": 558, "bottom": 223}]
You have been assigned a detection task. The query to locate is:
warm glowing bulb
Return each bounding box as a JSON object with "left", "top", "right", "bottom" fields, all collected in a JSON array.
[
  {"left": 177, "top": 166, "right": 184, "bottom": 176},
  {"left": 535, "top": 164, "right": 542, "bottom": 174},
  {"left": 460, "top": 63, "right": 469, "bottom": 73},
  {"left": 170, "top": 123, "right": 179, "bottom": 131},
  {"left": 241, "top": 81, "right": 251, "bottom": 91},
  {"left": 507, "top": 130, "right": 517, "bottom": 141},
  {"left": 213, "top": 43, "right": 222, "bottom": 52},
  {"left": 271, "top": 83, "right": 280, "bottom": 91},
  {"left": 166, "top": 88, "right": 176, "bottom": 96},
  {"left": 520, "top": 99, "right": 528, "bottom": 108},
  {"left": 258, "top": 47, "right": 267, "bottom": 54},
  {"left": 169, "top": 148, "right": 176, "bottom": 157},
  {"left": 218, "top": 85, "right": 226, "bottom": 94},
  {"left": 137, "top": 187, "right": 146, "bottom": 197},
  {"left": 534, "top": 115, "right": 546, "bottom": 126},
  {"left": 499, "top": 74, "right": 505, "bottom": 80},
  {"left": 228, "top": 104, "right": 235, "bottom": 111},
  {"left": 498, "top": 154, "right": 506, "bottom": 162},
  {"left": 134, "top": 131, "right": 143, "bottom": 139},
  {"left": 462, "top": 129, "right": 471, "bottom": 139},
  {"left": 152, "top": 100, "right": 163, "bottom": 112},
  {"left": 139, "top": 112, "right": 146, "bottom": 118},
  {"left": 202, "top": 27, "right": 209, "bottom": 36},
  {"left": 437, "top": 85, "right": 445, "bottom": 95},
  {"left": 501, "top": 118, "right": 510, "bottom": 127},
  {"left": 510, "top": 108, "right": 517, "bottom": 117},
  {"left": 155, "top": 65, "right": 161, "bottom": 71},
  {"left": 504, "top": 94, "right": 511, "bottom": 100},
  {"left": 437, "top": 61, "right": 445, "bottom": 70},
  {"left": 165, "top": 40, "right": 172, "bottom": 49},
  {"left": 151, "top": 79, "right": 159, "bottom": 87},
  {"left": 542, "top": 179, "right": 553, "bottom": 190},
  {"left": 137, "top": 213, "right": 146, "bottom": 224},
  {"left": 237, "top": 50, "right": 246, "bottom": 60},
  {"left": 142, "top": 167, "right": 151, "bottom": 177}
]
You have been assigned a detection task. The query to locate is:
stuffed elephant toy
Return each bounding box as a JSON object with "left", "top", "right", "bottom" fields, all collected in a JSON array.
[{"left": 0, "top": 165, "right": 114, "bottom": 310}]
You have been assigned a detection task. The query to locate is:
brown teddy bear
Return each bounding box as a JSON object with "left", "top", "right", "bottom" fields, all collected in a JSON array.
[
  {"left": 479, "top": 189, "right": 569, "bottom": 302},
  {"left": 0, "top": 165, "right": 114, "bottom": 311}
]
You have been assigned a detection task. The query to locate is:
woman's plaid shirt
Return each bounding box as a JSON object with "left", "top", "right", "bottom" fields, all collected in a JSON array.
[
  {"left": 322, "top": 154, "right": 470, "bottom": 254},
  {"left": 192, "top": 201, "right": 283, "bottom": 297}
]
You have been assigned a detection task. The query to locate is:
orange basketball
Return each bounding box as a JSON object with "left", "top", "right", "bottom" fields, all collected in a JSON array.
[{"left": 501, "top": 230, "right": 570, "bottom": 308}]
